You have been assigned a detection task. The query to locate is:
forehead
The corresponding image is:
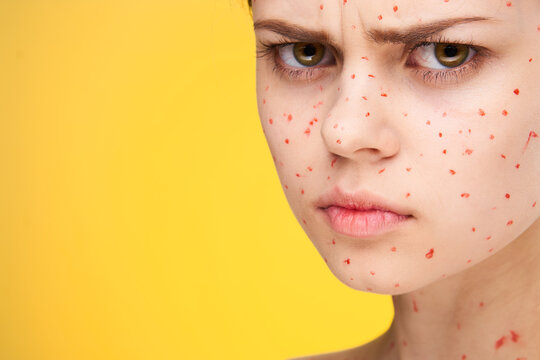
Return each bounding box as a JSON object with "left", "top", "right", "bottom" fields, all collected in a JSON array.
[{"left": 252, "top": 0, "right": 515, "bottom": 32}]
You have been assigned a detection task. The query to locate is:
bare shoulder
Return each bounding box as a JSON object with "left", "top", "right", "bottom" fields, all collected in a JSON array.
[{"left": 287, "top": 338, "right": 382, "bottom": 360}]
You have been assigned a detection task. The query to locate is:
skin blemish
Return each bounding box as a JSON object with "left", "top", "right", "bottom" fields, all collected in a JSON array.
[
  {"left": 479, "top": 301, "right": 484, "bottom": 307},
  {"left": 533, "top": 201, "right": 537, "bottom": 207},
  {"left": 331, "top": 158, "right": 337, "bottom": 167},
  {"left": 395, "top": 283, "right": 400, "bottom": 287},
  {"left": 336, "top": 139, "right": 342, "bottom": 144},
  {"left": 370, "top": 271, "right": 376, "bottom": 275},
  {"left": 450, "top": 169, "right": 456, "bottom": 175},
  {"left": 378, "top": 14, "right": 383, "bottom": 20},
  {"left": 320, "top": 4, "right": 324, "bottom": 10},
  {"left": 269, "top": 118, "right": 273, "bottom": 124},
  {"left": 425, "top": 248, "right": 434, "bottom": 259},
  {"left": 505, "top": 193, "right": 510, "bottom": 199},
  {"left": 362, "top": 96, "right": 368, "bottom": 100},
  {"left": 344, "top": 258, "right": 351, "bottom": 264},
  {"left": 478, "top": 109, "right": 486, "bottom": 116},
  {"left": 516, "top": 163, "right": 520, "bottom": 168},
  {"left": 361, "top": 56, "right": 369, "bottom": 60},
  {"left": 461, "top": 193, "right": 470, "bottom": 198},
  {"left": 307, "top": 166, "right": 313, "bottom": 171},
  {"left": 351, "top": 73, "right": 356, "bottom": 79},
  {"left": 391, "top": 246, "right": 397, "bottom": 252},
  {"left": 502, "top": 109, "right": 508, "bottom": 116},
  {"left": 345, "top": 97, "right": 350, "bottom": 102},
  {"left": 406, "top": 192, "right": 411, "bottom": 198},
  {"left": 439, "top": 132, "right": 443, "bottom": 138},
  {"left": 510, "top": 330, "right": 519, "bottom": 342},
  {"left": 522, "top": 130, "right": 538, "bottom": 153},
  {"left": 506, "top": 1, "right": 512, "bottom": 6},
  {"left": 462, "top": 355, "right": 467, "bottom": 360},
  {"left": 426, "top": 120, "right": 431, "bottom": 125},
  {"left": 285, "top": 138, "right": 290, "bottom": 144},
  {"left": 284, "top": 184, "right": 288, "bottom": 189},
  {"left": 302, "top": 218, "right": 307, "bottom": 224},
  {"left": 495, "top": 335, "right": 507, "bottom": 349},
  {"left": 287, "top": 114, "right": 293, "bottom": 122},
  {"left": 378, "top": 168, "right": 386, "bottom": 174},
  {"left": 301, "top": 189, "right": 305, "bottom": 195},
  {"left": 486, "top": 236, "right": 492, "bottom": 240},
  {"left": 442, "top": 112, "right": 447, "bottom": 117},
  {"left": 412, "top": 298, "right": 419, "bottom": 312},
  {"left": 333, "top": 123, "right": 339, "bottom": 129},
  {"left": 366, "top": 112, "right": 370, "bottom": 117},
  {"left": 490, "top": 134, "right": 495, "bottom": 140},
  {"left": 393, "top": 5, "right": 398, "bottom": 12},
  {"left": 472, "top": 227, "right": 476, "bottom": 232},
  {"left": 406, "top": 168, "right": 412, "bottom": 171},
  {"left": 501, "top": 154, "right": 507, "bottom": 159},
  {"left": 464, "top": 149, "right": 474, "bottom": 155},
  {"left": 381, "top": 92, "right": 388, "bottom": 97},
  {"left": 368, "top": 74, "right": 376, "bottom": 78},
  {"left": 304, "top": 127, "right": 311, "bottom": 135},
  {"left": 507, "top": 220, "right": 514, "bottom": 225},
  {"left": 332, "top": 239, "right": 336, "bottom": 245},
  {"left": 514, "top": 88, "right": 520, "bottom": 95},
  {"left": 443, "top": 149, "right": 447, "bottom": 154}
]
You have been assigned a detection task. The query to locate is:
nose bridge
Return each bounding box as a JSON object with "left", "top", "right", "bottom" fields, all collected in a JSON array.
[{"left": 321, "top": 59, "right": 397, "bottom": 162}]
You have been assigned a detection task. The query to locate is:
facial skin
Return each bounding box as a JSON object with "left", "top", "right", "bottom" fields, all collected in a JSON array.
[{"left": 252, "top": 0, "right": 540, "bottom": 359}]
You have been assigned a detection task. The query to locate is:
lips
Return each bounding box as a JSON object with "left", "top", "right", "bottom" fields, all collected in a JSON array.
[
  {"left": 315, "top": 185, "right": 414, "bottom": 238},
  {"left": 316, "top": 185, "right": 414, "bottom": 217}
]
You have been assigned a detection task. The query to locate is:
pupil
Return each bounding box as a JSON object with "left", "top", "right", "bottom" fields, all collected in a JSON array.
[
  {"left": 444, "top": 45, "right": 458, "bottom": 58},
  {"left": 304, "top": 44, "right": 316, "bottom": 57}
]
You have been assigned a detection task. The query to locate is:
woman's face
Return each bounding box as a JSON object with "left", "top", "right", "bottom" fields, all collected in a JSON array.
[{"left": 253, "top": 0, "right": 540, "bottom": 294}]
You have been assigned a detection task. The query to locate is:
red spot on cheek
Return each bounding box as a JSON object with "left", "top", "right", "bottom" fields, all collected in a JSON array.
[
  {"left": 464, "top": 149, "right": 473, "bottom": 155},
  {"left": 336, "top": 139, "right": 342, "bottom": 144},
  {"left": 449, "top": 169, "right": 456, "bottom": 175},
  {"left": 489, "top": 134, "right": 495, "bottom": 140},
  {"left": 381, "top": 92, "right": 388, "bottom": 97},
  {"left": 394, "top": 283, "right": 400, "bottom": 287},
  {"left": 506, "top": 1, "right": 512, "bottom": 6},
  {"left": 393, "top": 5, "right": 398, "bottom": 12},
  {"left": 495, "top": 336, "right": 506, "bottom": 349},
  {"left": 378, "top": 168, "right": 385, "bottom": 174},
  {"left": 391, "top": 246, "right": 397, "bottom": 252},
  {"left": 461, "top": 193, "right": 470, "bottom": 198},
  {"left": 344, "top": 258, "right": 350, "bottom": 264},
  {"left": 425, "top": 248, "right": 434, "bottom": 259},
  {"left": 478, "top": 109, "right": 486, "bottom": 116},
  {"left": 378, "top": 14, "right": 383, "bottom": 20},
  {"left": 370, "top": 271, "right": 375, "bottom": 275},
  {"left": 472, "top": 227, "right": 476, "bottom": 232},
  {"left": 507, "top": 220, "right": 514, "bottom": 226},
  {"left": 533, "top": 201, "right": 537, "bottom": 207},
  {"left": 320, "top": 4, "right": 324, "bottom": 10},
  {"left": 288, "top": 114, "right": 293, "bottom": 122},
  {"left": 462, "top": 355, "right": 467, "bottom": 360},
  {"left": 304, "top": 128, "right": 311, "bottom": 135},
  {"left": 405, "top": 192, "right": 410, "bottom": 198},
  {"left": 505, "top": 193, "right": 510, "bottom": 199},
  {"left": 351, "top": 73, "right": 356, "bottom": 79},
  {"left": 284, "top": 138, "right": 290, "bottom": 144},
  {"left": 406, "top": 168, "right": 412, "bottom": 172},
  {"left": 443, "top": 149, "right": 447, "bottom": 154},
  {"left": 501, "top": 154, "right": 506, "bottom": 159},
  {"left": 368, "top": 74, "right": 375, "bottom": 78},
  {"left": 514, "top": 88, "right": 520, "bottom": 95},
  {"left": 269, "top": 118, "right": 273, "bottom": 124},
  {"left": 502, "top": 109, "right": 508, "bottom": 116}
]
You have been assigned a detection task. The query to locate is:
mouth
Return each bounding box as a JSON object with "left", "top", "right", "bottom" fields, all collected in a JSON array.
[{"left": 315, "top": 186, "right": 415, "bottom": 238}]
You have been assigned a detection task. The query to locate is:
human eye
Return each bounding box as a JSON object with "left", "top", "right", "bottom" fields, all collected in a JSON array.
[
  {"left": 256, "top": 37, "right": 336, "bottom": 82},
  {"left": 405, "top": 36, "right": 492, "bottom": 86}
]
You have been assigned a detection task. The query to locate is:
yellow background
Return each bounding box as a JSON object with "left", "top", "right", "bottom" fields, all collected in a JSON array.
[{"left": 0, "top": 1, "right": 393, "bottom": 359}]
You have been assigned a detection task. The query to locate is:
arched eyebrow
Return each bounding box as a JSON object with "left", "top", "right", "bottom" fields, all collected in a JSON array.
[{"left": 254, "top": 16, "right": 496, "bottom": 53}]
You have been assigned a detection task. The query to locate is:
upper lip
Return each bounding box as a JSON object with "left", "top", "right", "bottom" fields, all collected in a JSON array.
[{"left": 316, "top": 185, "right": 414, "bottom": 217}]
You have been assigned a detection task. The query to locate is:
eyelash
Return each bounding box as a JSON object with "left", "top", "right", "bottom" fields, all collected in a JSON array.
[{"left": 256, "top": 34, "right": 489, "bottom": 85}]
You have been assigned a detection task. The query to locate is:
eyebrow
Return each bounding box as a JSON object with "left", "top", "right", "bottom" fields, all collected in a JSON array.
[{"left": 254, "top": 16, "right": 495, "bottom": 55}]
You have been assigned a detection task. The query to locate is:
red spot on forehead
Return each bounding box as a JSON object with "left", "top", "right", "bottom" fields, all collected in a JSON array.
[
  {"left": 394, "top": 283, "right": 400, "bottom": 287},
  {"left": 361, "top": 56, "right": 369, "bottom": 60},
  {"left": 365, "top": 112, "right": 370, "bottom": 117},
  {"left": 479, "top": 301, "right": 484, "bottom": 307},
  {"left": 304, "top": 128, "right": 311, "bottom": 135},
  {"left": 269, "top": 118, "right": 273, "bottom": 124},
  {"left": 426, "top": 120, "right": 431, "bottom": 125},
  {"left": 370, "top": 271, "right": 375, "bottom": 275},
  {"left": 501, "top": 154, "right": 506, "bottom": 159},
  {"left": 489, "top": 134, "right": 495, "bottom": 140},
  {"left": 288, "top": 114, "right": 293, "bottom": 121},
  {"left": 464, "top": 149, "right": 473, "bottom": 155},
  {"left": 443, "top": 149, "right": 447, "bottom": 154}
]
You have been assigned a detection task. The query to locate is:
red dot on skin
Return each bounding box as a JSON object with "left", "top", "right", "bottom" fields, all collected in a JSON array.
[
  {"left": 362, "top": 96, "right": 368, "bottom": 100},
  {"left": 425, "top": 248, "right": 434, "bottom": 259},
  {"left": 361, "top": 56, "right": 369, "bottom": 60},
  {"left": 514, "top": 88, "right": 520, "bottom": 95},
  {"left": 495, "top": 336, "right": 506, "bottom": 349},
  {"left": 449, "top": 169, "right": 456, "bottom": 175},
  {"left": 302, "top": 219, "right": 307, "bottom": 224},
  {"left": 486, "top": 236, "right": 492, "bottom": 240},
  {"left": 285, "top": 138, "right": 289, "bottom": 144},
  {"left": 472, "top": 227, "right": 476, "bottom": 232},
  {"left": 336, "top": 139, "right": 342, "bottom": 144},
  {"left": 378, "top": 14, "right": 383, "bottom": 20},
  {"left": 533, "top": 201, "right": 537, "bottom": 207},
  {"left": 502, "top": 109, "right": 508, "bottom": 116},
  {"left": 304, "top": 128, "right": 311, "bottom": 135},
  {"left": 507, "top": 220, "right": 514, "bottom": 225},
  {"left": 478, "top": 109, "right": 486, "bottom": 116},
  {"left": 461, "top": 193, "right": 470, "bottom": 198},
  {"left": 462, "top": 355, "right": 467, "bottom": 360},
  {"left": 426, "top": 120, "right": 431, "bottom": 125},
  {"left": 406, "top": 192, "right": 410, "bottom": 198},
  {"left": 320, "top": 4, "right": 324, "bottom": 10},
  {"left": 501, "top": 154, "right": 506, "bottom": 159},
  {"left": 332, "top": 239, "right": 336, "bottom": 245},
  {"left": 510, "top": 330, "right": 519, "bottom": 342},
  {"left": 284, "top": 184, "right": 288, "bottom": 189},
  {"left": 366, "top": 112, "right": 370, "bottom": 117},
  {"left": 331, "top": 158, "right": 337, "bottom": 168},
  {"left": 378, "top": 168, "right": 385, "bottom": 174},
  {"left": 479, "top": 301, "right": 484, "bottom": 307},
  {"left": 530, "top": 58, "right": 533, "bottom": 62},
  {"left": 351, "top": 73, "right": 355, "bottom": 79},
  {"left": 381, "top": 93, "right": 388, "bottom": 97},
  {"left": 406, "top": 168, "right": 412, "bottom": 172},
  {"left": 516, "top": 163, "right": 520, "bottom": 168},
  {"left": 370, "top": 271, "right": 375, "bottom": 275},
  {"left": 344, "top": 258, "right": 350, "bottom": 264},
  {"left": 307, "top": 166, "right": 313, "bottom": 171},
  {"left": 368, "top": 74, "right": 375, "bottom": 78},
  {"left": 443, "top": 149, "right": 447, "bottom": 154},
  {"left": 490, "top": 134, "right": 495, "bottom": 140},
  {"left": 394, "top": 283, "right": 400, "bottom": 287},
  {"left": 269, "top": 118, "right": 273, "bottom": 124},
  {"left": 439, "top": 132, "right": 443, "bottom": 138},
  {"left": 393, "top": 5, "right": 398, "bottom": 12},
  {"left": 506, "top": 1, "right": 512, "bottom": 6},
  {"left": 295, "top": 173, "right": 300, "bottom": 177},
  {"left": 288, "top": 114, "right": 293, "bottom": 121},
  {"left": 505, "top": 193, "right": 510, "bottom": 199},
  {"left": 301, "top": 189, "right": 304, "bottom": 195},
  {"left": 367, "top": 287, "right": 373, "bottom": 291},
  {"left": 467, "top": 259, "right": 472, "bottom": 263},
  {"left": 464, "top": 149, "right": 473, "bottom": 155},
  {"left": 412, "top": 299, "right": 418, "bottom": 312},
  {"left": 391, "top": 246, "right": 397, "bottom": 252}
]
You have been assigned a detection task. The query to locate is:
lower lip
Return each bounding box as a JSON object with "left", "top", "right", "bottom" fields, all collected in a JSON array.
[{"left": 320, "top": 206, "right": 412, "bottom": 238}]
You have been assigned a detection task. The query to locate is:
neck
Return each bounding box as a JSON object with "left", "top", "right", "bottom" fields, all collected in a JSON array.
[{"left": 376, "top": 218, "right": 540, "bottom": 360}]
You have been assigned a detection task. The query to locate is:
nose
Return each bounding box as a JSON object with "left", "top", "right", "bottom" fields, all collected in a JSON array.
[{"left": 321, "top": 71, "right": 401, "bottom": 164}]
